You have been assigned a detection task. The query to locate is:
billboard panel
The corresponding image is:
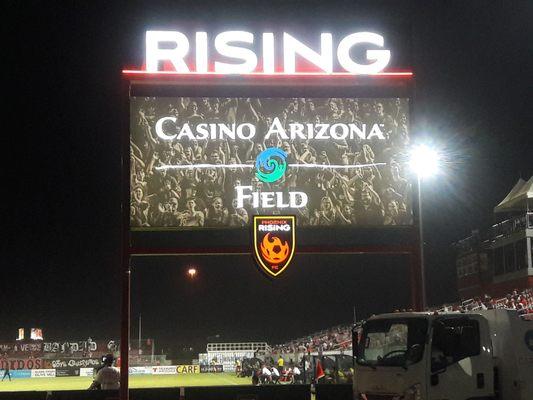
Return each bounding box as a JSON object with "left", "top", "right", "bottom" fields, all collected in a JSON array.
[{"left": 130, "top": 97, "right": 411, "bottom": 229}]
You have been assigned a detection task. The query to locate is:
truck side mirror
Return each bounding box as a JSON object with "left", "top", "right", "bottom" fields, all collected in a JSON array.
[
  {"left": 406, "top": 344, "right": 423, "bottom": 363},
  {"left": 431, "top": 355, "right": 448, "bottom": 374}
]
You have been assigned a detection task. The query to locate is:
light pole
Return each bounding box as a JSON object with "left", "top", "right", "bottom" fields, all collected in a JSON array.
[{"left": 409, "top": 144, "right": 439, "bottom": 310}]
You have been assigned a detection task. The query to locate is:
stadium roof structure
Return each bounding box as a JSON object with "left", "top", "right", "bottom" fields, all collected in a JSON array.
[{"left": 494, "top": 176, "right": 533, "bottom": 213}]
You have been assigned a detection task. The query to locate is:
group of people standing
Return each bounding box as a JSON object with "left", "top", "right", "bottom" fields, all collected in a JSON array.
[{"left": 252, "top": 356, "right": 303, "bottom": 385}]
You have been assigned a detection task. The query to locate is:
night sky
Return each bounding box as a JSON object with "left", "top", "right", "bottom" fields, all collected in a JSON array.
[{"left": 5, "top": 1, "right": 532, "bottom": 355}]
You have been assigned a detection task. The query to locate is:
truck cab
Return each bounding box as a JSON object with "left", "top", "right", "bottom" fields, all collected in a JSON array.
[{"left": 353, "top": 309, "right": 532, "bottom": 400}]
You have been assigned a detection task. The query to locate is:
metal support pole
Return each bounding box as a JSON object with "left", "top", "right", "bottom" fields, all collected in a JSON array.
[
  {"left": 120, "top": 79, "right": 131, "bottom": 400},
  {"left": 409, "top": 251, "right": 421, "bottom": 310},
  {"left": 120, "top": 267, "right": 130, "bottom": 400},
  {"left": 417, "top": 175, "right": 427, "bottom": 310}
]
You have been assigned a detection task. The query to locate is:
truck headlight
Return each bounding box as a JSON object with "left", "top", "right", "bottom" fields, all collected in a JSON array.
[{"left": 403, "top": 383, "right": 422, "bottom": 400}]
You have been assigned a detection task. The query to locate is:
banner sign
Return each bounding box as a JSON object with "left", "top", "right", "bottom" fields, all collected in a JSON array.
[
  {"left": 55, "top": 367, "right": 80, "bottom": 377},
  {"left": 42, "top": 339, "right": 118, "bottom": 354},
  {"left": 0, "top": 342, "right": 43, "bottom": 354},
  {"left": 176, "top": 365, "right": 200, "bottom": 374},
  {"left": 31, "top": 369, "right": 56, "bottom": 378},
  {"left": 151, "top": 366, "right": 177, "bottom": 375},
  {"left": 0, "top": 358, "right": 44, "bottom": 370},
  {"left": 130, "top": 97, "right": 412, "bottom": 230},
  {"left": 200, "top": 365, "right": 224, "bottom": 373},
  {"left": 50, "top": 358, "right": 102, "bottom": 369}
]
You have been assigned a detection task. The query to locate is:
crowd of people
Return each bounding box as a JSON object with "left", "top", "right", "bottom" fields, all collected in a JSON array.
[
  {"left": 271, "top": 288, "right": 533, "bottom": 356},
  {"left": 249, "top": 356, "right": 305, "bottom": 385},
  {"left": 271, "top": 324, "right": 353, "bottom": 355},
  {"left": 443, "top": 288, "right": 533, "bottom": 315},
  {"left": 130, "top": 96, "right": 412, "bottom": 228}
]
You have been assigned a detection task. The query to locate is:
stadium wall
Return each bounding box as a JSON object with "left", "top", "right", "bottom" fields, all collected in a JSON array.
[{"left": 0, "top": 385, "right": 312, "bottom": 400}]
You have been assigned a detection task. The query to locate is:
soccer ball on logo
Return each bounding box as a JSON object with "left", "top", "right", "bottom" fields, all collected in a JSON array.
[{"left": 260, "top": 233, "right": 290, "bottom": 266}]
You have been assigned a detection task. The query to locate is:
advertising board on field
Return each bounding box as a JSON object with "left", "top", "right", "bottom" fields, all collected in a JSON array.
[
  {"left": 151, "top": 365, "right": 177, "bottom": 375},
  {"left": 55, "top": 367, "right": 80, "bottom": 377},
  {"left": 80, "top": 367, "right": 95, "bottom": 377},
  {"left": 176, "top": 365, "right": 200, "bottom": 374},
  {"left": 128, "top": 366, "right": 149, "bottom": 375},
  {"left": 31, "top": 369, "right": 56, "bottom": 378},
  {"left": 200, "top": 364, "right": 224, "bottom": 373},
  {"left": 11, "top": 369, "right": 32, "bottom": 379}
]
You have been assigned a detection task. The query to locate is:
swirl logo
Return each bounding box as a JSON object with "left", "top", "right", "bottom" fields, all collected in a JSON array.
[{"left": 255, "top": 148, "right": 287, "bottom": 183}]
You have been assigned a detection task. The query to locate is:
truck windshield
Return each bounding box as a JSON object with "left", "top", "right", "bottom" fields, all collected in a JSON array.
[{"left": 357, "top": 318, "right": 428, "bottom": 368}]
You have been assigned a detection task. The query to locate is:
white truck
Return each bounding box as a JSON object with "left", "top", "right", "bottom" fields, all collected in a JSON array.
[{"left": 353, "top": 309, "right": 533, "bottom": 400}]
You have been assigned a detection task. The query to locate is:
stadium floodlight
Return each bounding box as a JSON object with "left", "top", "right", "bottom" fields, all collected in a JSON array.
[
  {"left": 409, "top": 144, "right": 439, "bottom": 178},
  {"left": 409, "top": 144, "right": 441, "bottom": 311},
  {"left": 187, "top": 268, "right": 197, "bottom": 278}
]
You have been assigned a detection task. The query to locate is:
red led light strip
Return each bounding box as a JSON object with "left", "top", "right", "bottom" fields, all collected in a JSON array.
[{"left": 122, "top": 69, "right": 413, "bottom": 77}]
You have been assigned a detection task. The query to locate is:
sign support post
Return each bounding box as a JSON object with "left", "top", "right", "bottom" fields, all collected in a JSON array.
[{"left": 120, "top": 81, "right": 131, "bottom": 400}]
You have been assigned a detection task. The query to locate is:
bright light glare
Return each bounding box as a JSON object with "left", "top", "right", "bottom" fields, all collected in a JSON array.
[
  {"left": 187, "top": 268, "right": 197, "bottom": 278},
  {"left": 409, "top": 145, "right": 439, "bottom": 177}
]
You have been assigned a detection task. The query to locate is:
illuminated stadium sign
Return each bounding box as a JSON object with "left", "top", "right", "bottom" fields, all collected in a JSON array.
[
  {"left": 144, "top": 31, "right": 393, "bottom": 74},
  {"left": 253, "top": 216, "right": 296, "bottom": 277},
  {"left": 130, "top": 96, "right": 413, "bottom": 229}
]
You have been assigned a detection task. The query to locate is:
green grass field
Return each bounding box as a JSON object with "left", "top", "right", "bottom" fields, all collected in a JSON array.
[{"left": 0, "top": 373, "right": 251, "bottom": 392}]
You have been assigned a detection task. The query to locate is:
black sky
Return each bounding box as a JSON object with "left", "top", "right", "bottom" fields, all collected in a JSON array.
[{"left": 4, "top": 1, "right": 532, "bottom": 352}]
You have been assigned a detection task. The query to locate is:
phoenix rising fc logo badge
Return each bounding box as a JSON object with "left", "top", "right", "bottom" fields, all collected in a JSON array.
[{"left": 253, "top": 216, "right": 296, "bottom": 277}]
